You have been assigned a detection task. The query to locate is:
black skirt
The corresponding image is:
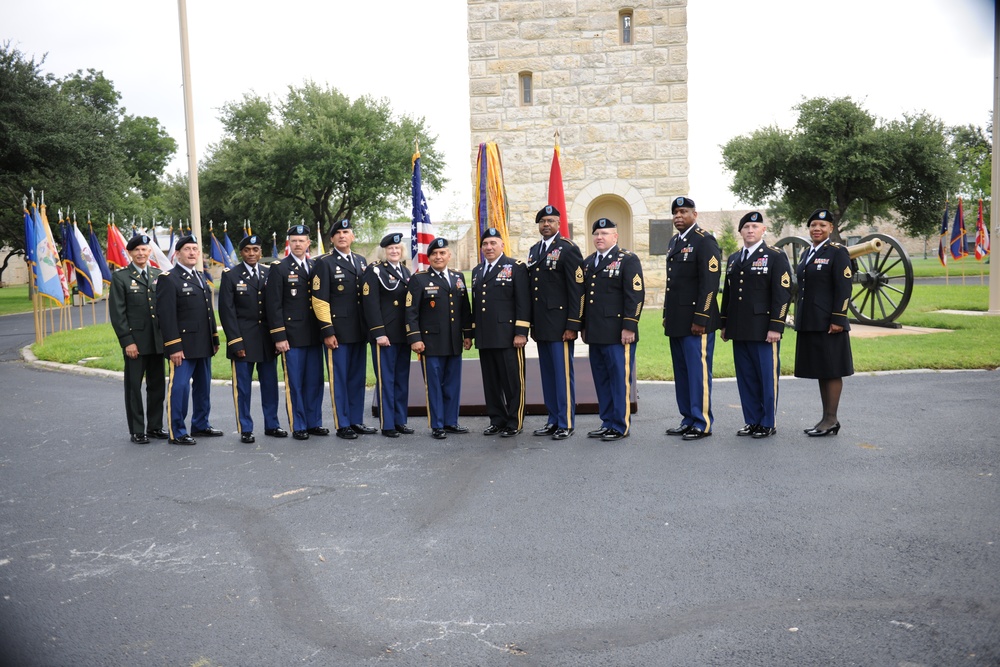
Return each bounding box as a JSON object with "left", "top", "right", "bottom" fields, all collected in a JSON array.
[{"left": 794, "top": 330, "right": 854, "bottom": 379}]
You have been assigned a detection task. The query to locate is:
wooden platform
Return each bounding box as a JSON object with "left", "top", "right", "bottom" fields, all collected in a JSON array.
[{"left": 373, "top": 357, "right": 638, "bottom": 417}]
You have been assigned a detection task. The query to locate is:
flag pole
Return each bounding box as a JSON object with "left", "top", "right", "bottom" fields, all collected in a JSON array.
[
  {"left": 177, "top": 0, "right": 205, "bottom": 280},
  {"left": 989, "top": 11, "right": 1000, "bottom": 312}
]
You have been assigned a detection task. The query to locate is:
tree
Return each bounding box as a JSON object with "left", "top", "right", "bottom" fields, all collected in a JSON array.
[
  {"left": 0, "top": 44, "right": 176, "bottom": 281},
  {"left": 949, "top": 117, "right": 992, "bottom": 226},
  {"left": 721, "top": 97, "right": 957, "bottom": 241},
  {"left": 199, "top": 82, "right": 445, "bottom": 244}
]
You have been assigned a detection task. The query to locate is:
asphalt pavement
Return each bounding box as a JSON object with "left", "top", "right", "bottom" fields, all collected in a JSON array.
[{"left": 0, "top": 314, "right": 998, "bottom": 666}]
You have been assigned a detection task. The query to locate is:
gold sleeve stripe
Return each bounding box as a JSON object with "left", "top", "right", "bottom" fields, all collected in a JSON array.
[
  {"left": 227, "top": 337, "right": 244, "bottom": 346},
  {"left": 270, "top": 326, "right": 285, "bottom": 334},
  {"left": 311, "top": 296, "right": 332, "bottom": 325},
  {"left": 515, "top": 320, "right": 531, "bottom": 328},
  {"left": 164, "top": 338, "right": 181, "bottom": 346}
]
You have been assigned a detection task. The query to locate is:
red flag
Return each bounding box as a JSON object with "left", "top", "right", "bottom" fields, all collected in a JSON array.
[
  {"left": 547, "top": 143, "right": 569, "bottom": 238},
  {"left": 975, "top": 199, "right": 990, "bottom": 260},
  {"left": 106, "top": 223, "right": 131, "bottom": 269}
]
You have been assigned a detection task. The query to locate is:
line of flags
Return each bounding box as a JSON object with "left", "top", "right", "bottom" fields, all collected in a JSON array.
[
  {"left": 939, "top": 198, "right": 990, "bottom": 267},
  {"left": 411, "top": 148, "right": 433, "bottom": 272}
]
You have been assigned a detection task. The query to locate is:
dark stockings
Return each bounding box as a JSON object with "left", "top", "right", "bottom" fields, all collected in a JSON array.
[{"left": 815, "top": 378, "right": 843, "bottom": 430}]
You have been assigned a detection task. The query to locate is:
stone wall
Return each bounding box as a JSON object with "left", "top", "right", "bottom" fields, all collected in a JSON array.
[{"left": 468, "top": 0, "right": 689, "bottom": 258}]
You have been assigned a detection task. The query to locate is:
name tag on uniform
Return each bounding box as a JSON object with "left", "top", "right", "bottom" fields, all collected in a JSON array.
[{"left": 237, "top": 282, "right": 248, "bottom": 292}]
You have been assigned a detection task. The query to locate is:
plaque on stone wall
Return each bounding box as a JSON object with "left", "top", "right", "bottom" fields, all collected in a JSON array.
[{"left": 649, "top": 219, "right": 672, "bottom": 255}]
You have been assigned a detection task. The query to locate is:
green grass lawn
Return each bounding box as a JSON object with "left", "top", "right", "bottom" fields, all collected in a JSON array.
[
  {"left": 30, "top": 283, "right": 1000, "bottom": 382},
  {"left": 0, "top": 285, "right": 33, "bottom": 316},
  {"left": 910, "top": 256, "right": 992, "bottom": 279}
]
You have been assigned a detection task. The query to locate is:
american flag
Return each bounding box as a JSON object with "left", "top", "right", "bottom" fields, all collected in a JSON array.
[{"left": 410, "top": 151, "right": 432, "bottom": 272}]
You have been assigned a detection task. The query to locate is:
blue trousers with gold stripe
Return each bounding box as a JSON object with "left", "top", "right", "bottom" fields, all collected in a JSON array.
[
  {"left": 537, "top": 340, "right": 575, "bottom": 429},
  {"left": 231, "top": 359, "right": 280, "bottom": 434},
  {"left": 588, "top": 342, "right": 636, "bottom": 435},
  {"left": 282, "top": 345, "right": 324, "bottom": 432},
  {"left": 669, "top": 333, "right": 715, "bottom": 433},
  {"left": 372, "top": 343, "right": 411, "bottom": 431},
  {"left": 420, "top": 354, "right": 462, "bottom": 429},
  {"left": 732, "top": 340, "right": 780, "bottom": 429},
  {"left": 166, "top": 356, "right": 212, "bottom": 439},
  {"left": 326, "top": 342, "right": 367, "bottom": 429}
]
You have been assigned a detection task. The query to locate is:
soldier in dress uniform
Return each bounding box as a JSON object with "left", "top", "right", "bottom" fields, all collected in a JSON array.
[
  {"left": 794, "top": 208, "right": 855, "bottom": 437},
  {"left": 472, "top": 228, "right": 530, "bottom": 437},
  {"left": 581, "top": 218, "right": 645, "bottom": 442},
  {"left": 109, "top": 234, "right": 166, "bottom": 444},
  {"left": 362, "top": 232, "right": 414, "bottom": 438},
  {"left": 312, "top": 219, "right": 375, "bottom": 440},
  {"left": 662, "top": 196, "right": 722, "bottom": 441},
  {"left": 265, "top": 224, "right": 328, "bottom": 441},
  {"left": 405, "top": 238, "right": 473, "bottom": 439},
  {"left": 156, "top": 235, "right": 222, "bottom": 445},
  {"left": 219, "top": 235, "right": 287, "bottom": 444},
  {"left": 526, "top": 205, "right": 584, "bottom": 440},
  {"left": 719, "top": 212, "right": 792, "bottom": 439}
]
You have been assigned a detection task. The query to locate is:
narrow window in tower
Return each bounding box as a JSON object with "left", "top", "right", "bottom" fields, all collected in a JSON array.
[
  {"left": 519, "top": 71, "right": 533, "bottom": 106},
  {"left": 620, "top": 10, "right": 633, "bottom": 45}
]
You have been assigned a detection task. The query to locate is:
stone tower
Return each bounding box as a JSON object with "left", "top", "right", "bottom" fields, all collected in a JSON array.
[{"left": 467, "top": 0, "right": 689, "bottom": 258}]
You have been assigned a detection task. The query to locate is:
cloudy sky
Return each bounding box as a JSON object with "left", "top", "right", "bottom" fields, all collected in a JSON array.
[{"left": 4, "top": 0, "right": 994, "bottom": 218}]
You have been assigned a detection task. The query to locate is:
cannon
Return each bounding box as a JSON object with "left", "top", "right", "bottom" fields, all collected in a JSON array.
[{"left": 774, "top": 233, "right": 914, "bottom": 327}]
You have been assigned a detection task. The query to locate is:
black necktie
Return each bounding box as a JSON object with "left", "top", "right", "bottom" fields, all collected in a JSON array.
[
  {"left": 742, "top": 249, "right": 749, "bottom": 263},
  {"left": 140, "top": 269, "right": 146, "bottom": 281}
]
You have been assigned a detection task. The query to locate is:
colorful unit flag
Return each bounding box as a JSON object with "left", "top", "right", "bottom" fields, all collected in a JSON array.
[
  {"left": 411, "top": 150, "right": 433, "bottom": 272},
  {"left": 86, "top": 222, "right": 113, "bottom": 284},
  {"left": 548, "top": 141, "right": 569, "bottom": 238},
  {"left": 32, "top": 203, "right": 70, "bottom": 304},
  {"left": 474, "top": 142, "right": 510, "bottom": 255},
  {"left": 143, "top": 228, "right": 173, "bottom": 271},
  {"left": 937, "top": 203, "right": 949, "bottom": 268},
  {"left": 271, "top": 232, "right": 279, "bottom": 259},
  {"left": 66, "top": 218, "right": 104, "bottom": 299},
  {"left": 210, "top": 226, "right": 233, "bottom": 268},
  {"left": 222, "top": 224, "right": 238, "bottom": 266},
  {"left": 950, "top": 198, "right": 967, "bottom": 260},
  {"left": 974, "top": 199, "right": 990, "bottom": 260}
]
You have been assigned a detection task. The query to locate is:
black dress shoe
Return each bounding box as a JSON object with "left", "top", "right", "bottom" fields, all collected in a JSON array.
[
  {"left": 130, "top": 433, "right": 150, "bottom": 444},
  {"left": 736, "top": 424, "right": 757, "bottom": 437},
  {"left": 146, "top": 428, "right": 169, "bottom": 440},
  {"left": 396, "top": 424, "right": 415, "bottom": 434},
  {"left": 682, "top": 428, "right": 711, "bottom": 441},
  {"left": 551, "top": 428, "right": 573, "bottom": 440},
  {"left": 169, "top": 435, "right": 196, "bottom": 445},
  {"left": 192, "top": 427, "right": 223, "bottom": 437},
  {"left": 265, "top": 428, "right": 288, "bottom": 438},
  {"left": 336, "top": 427, "right": 358, "bottom": 440},
  {"left": 752, "top": 426, "right": 777, "bottom": 439},
  {"left": 292, "top": 430, "right": 310, "bottom": 440},
  {"left": 483, "top": 424, "right": 502, "bottom": 436},
  {"left": 307, "top": 426, "right": 330, "bottom": 436},
  {"left": 601, "top": 429, "right": 626, "bottom": 441},
  {"left": 351, "top": 423, "right": 377, "bottom": 435},
  {"left": 381, "top": 429, "right": 400, "bottom": 438},
  {"left": 587, "top": 427, "right": 609, "bottom": 438},
  {"left": 443, "top": 424, "right": 468, "bottom": 434},
  {"left": 666, "top": 424, "right": 693, "bottom": 436},
  {"left": 431, "top": 428, "right": 447, "bottom": 439},
  {"left": 499, "top": 427, "right": 521, "bottom": 438},
  {"left": 807, "top": 422, "right": 841, "bottom": 437},
  {"left": 241, "top": 432, "right": 256, "bottom": 444},
  {"left": 533, "top": 423, "right": 557, "bottom": 436}
]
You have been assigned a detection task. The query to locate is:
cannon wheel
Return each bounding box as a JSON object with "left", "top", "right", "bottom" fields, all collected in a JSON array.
[{"left": 848, "top": 232, "right": 913, "bottom": 325}]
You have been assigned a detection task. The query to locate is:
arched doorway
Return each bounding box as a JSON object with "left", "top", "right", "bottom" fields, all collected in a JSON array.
[{"left": 585, "top": 195, "right": 633, "bottom": 254}]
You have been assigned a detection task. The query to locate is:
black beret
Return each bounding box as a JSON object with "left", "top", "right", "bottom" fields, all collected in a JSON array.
[
  {"left": 738, "top": 211, "right": 764, "bottom": 230},
  {"left": 430, "top": 238, "right": 449, "bottom": 250},
  {"left": 808, "top": 209, "right": 833, "bottom": 224},
  {"left": 329, "top": 219, "right": 352, "bottom": 235},
  {"left": 481, "top": 228, "right": 502, "bottom": 244},
  {"left": 535, "top": 205, "right": 560, "bottom": 224},
  {"left": 591, "top": 218, "right": 616, "bottom": 233},
  {"left": 175, "top": 234, "right": 197, "bottom": 251},
  {"left": 126, "top": 234, "right": 151, "bottom": 251},
  {"left": 239, "top": 235, "right": 261, "bottom": 250},
  {"left": 671, "top": 196, "right": 696, "bottom": 212},
  {"left": 287, "top": 224, "right": 310, "bottom": 237},
  {"left": 380, "top": 233, "right": 403, "bottom": 248}
]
